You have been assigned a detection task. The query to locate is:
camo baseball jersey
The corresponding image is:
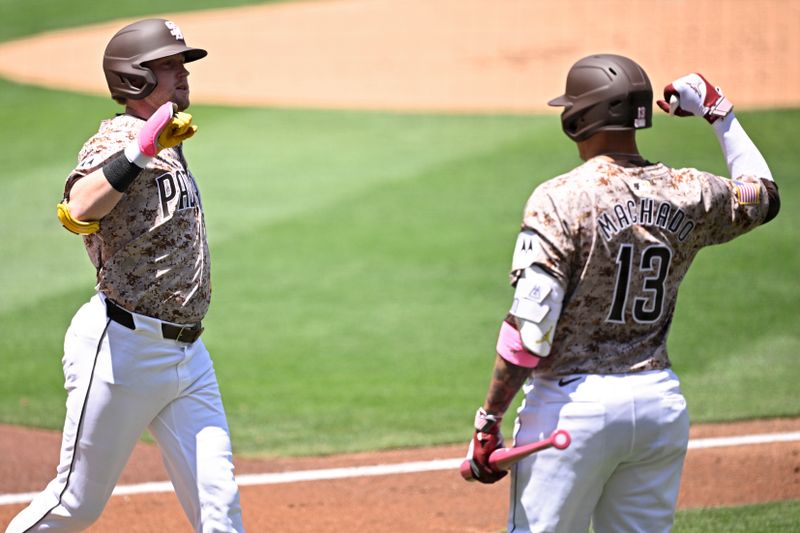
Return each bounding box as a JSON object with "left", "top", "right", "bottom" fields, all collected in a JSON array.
[
  {"left": 514, "top": 155, "right": 770, "bottom": 377},
  {"left": 65, "top": 114, "right": 210, "bottom": 324}
]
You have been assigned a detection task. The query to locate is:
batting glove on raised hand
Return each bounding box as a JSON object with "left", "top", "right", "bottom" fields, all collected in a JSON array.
[
  {"left": 124, "top": 102, "right": 198, "bottom": 168},
  {"left": 465, "top": 408, "right": 508, "bottom": 484},
  {"left": 656, "top": 73, "right": 733, "bottom": 124}
]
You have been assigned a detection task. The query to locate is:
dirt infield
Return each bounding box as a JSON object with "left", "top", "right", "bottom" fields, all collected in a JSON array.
[
  {"left": 1, "top": 0, "right": 799, "bottom": 531},
  {"left": 0, "top": 0, "right": 799, "bottom": 111},
  {"left": 1, "top": 419, "right": 799, "bottom": 532}
]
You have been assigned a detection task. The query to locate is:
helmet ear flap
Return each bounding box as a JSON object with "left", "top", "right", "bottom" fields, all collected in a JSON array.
[
  {"left": 560, "top": 102, "right": 604, "bottom": 142},
  {"left": 608, "top": 99, "right": 625, "bottom": 116},
  {"left": 119, "top": 69, "right": 156, "bottom": 96},
  {"left": 563, "top": 113, "right": 579, "bottom": 137},
  {"left": 117, "top": 73, "right": 149, "bottom": 94},
  {"left": 104, "top": 61, "right": 158, "bottom": 100}
]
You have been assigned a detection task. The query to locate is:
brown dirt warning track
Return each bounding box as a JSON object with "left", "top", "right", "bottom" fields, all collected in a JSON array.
[{"left": 1, "top": 1, "right": 799, "bottom": 531}]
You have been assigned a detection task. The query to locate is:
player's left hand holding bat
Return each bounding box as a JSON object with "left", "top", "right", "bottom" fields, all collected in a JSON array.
[{"left": 465, "top": 408, "right": 508, "bottom": 484}]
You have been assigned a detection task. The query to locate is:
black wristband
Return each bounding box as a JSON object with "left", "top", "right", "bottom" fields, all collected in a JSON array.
[{"left": 103, "top": 153, "right": 143, "bottom": 193}]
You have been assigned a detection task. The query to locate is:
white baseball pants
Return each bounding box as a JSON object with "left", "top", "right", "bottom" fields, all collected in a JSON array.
[
  {"left": 5, "top": 294, "right": 244, "bottom": 532},
  {"left": 508, "top": 369, "right": 690, "bottom": 533}
]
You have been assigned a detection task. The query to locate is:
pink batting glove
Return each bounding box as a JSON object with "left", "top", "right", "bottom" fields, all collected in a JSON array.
[
  {"left": 124, "top": 102, "right": 197, "bottom": 168},
  {"left": 656, "top": 73, "right": 733, "bottom": 124},
  {"left": 139, "top": 102, "right": 177, "bottom": 157}
]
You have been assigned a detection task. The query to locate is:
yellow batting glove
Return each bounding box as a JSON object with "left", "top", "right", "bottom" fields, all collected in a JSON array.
[
  {"left": 124, "top": 102, "right": 199, "bottom": 168},
  {"left": 157, "top": 111, "right": 198, "bottom": 150}
]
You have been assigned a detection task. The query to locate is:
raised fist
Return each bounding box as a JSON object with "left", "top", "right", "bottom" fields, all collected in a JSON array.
[
  {"left": 465, "top": 408, "right": 508, "bottom": 484},
  {"left": 657, "top": 73, "right": 733, "bottom": 124}
]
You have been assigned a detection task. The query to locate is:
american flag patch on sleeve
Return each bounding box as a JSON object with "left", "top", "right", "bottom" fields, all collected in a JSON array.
[{"left": 733, "top": 181, "right": 761, "bottom": 205}]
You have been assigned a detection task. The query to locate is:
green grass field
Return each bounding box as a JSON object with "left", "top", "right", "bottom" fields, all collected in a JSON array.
[
  {"left": 2, "top": 78, "right": 797, "bottom": 454},
  {"left": 587, "top": 501, "right": 800, "bottom": 532},
  {"left": 673, "top": 500, "right": 800, "bottom": 533},
  {"left": 0, "top": 2, "right": 798, "bottom": 528}
]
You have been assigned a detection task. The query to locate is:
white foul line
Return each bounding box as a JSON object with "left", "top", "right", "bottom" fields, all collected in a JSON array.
[
  {"left": 1, "top": 431, "right": 799, "bottom": 507},
  {"left": 687, "top": 431, "right": 800, "bottom": 449}
]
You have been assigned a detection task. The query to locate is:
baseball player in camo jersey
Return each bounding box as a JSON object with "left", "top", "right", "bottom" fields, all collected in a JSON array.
[
  {"left": 5, "top": 19, "right": 244, "bottom": 532},
  {"left": 465, "top": 54, "right": 780, "bottom": 532}
]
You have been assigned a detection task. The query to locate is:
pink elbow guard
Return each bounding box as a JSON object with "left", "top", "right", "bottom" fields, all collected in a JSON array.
[{"left": 496, "top": 320, "right": 541, "bottom": 368}]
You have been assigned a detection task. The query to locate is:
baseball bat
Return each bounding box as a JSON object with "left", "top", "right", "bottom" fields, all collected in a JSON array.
[{"left": 460, "top": 429, "right": 571, "bottom": 481}]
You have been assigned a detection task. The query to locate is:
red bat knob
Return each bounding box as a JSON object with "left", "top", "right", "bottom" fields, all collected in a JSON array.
[{"left": 459, "top": 460, "right": 475, "bottom": 481}]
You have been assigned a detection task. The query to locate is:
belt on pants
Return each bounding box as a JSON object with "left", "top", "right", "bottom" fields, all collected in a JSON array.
[{"left": 105, "top": 299, "right": 204, "bottom": 344}]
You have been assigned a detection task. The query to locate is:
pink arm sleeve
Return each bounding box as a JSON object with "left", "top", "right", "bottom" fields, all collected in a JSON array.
[{"left": 495, "top": 320, "right": 541, "bottom": 368}]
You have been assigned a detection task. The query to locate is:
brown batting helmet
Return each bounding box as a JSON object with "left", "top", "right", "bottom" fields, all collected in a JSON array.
[
  {"left": 548, "top": 54, "right": 652, "bottom": 142},
  {"left": 103, "top": 19, "right": 207, "bottom": 102}
]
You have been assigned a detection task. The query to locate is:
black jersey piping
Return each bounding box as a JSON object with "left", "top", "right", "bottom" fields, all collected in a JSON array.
[{"left": 21, "top": 319, "right": 111, "bottom": 532}]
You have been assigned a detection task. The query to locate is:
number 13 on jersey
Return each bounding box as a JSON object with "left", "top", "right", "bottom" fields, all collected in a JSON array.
[{"left": 607, "top": 243, "right": 673, "bottom": 324}]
